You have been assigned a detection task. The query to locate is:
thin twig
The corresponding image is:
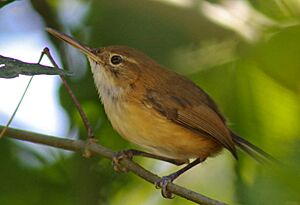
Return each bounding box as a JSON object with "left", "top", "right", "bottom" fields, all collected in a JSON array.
[
  {"left": 0, "top": 77, "right": 33, "bottom": 138},
  {"left": 0, "top": 50, "right": 47, "bottom": 138},
  {"left": 42, "top": 47, "right": 94, "bottom": 139},
  {"left": 0, "top": 125, "right": 227, "bottom": 205}
]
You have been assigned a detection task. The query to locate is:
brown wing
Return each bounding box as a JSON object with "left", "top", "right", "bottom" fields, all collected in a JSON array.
[{"left": 143, "top": 89, "right": 237, "bottom": 158}]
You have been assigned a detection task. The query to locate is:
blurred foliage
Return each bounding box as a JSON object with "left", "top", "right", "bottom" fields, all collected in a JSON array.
[
  {"left": 0, "top": 0, "right": 15, "bottom": 8},
  {"left": 1, "top": 0, "right": 300, "bottom": 205}
]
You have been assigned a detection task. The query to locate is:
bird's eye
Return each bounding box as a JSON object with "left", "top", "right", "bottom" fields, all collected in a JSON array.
[{"left": 110, "top": 55, "right": 123, "bottom": 65}]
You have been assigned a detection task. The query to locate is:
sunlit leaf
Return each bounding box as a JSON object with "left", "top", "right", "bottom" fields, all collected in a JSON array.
[{"left": 248, "top": 26, "right": 300, "bottom": 92}]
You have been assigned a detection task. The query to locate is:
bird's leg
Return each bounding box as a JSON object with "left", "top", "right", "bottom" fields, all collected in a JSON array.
[
  {"left": 112, "top": 149, "right": 189, "bottom": 172},
  {"left": 155, "top": 158, "right": 206, "bottom": 198}
]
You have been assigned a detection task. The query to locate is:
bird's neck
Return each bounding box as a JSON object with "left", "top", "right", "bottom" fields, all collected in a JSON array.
[{"left": 89, "top": 60, "right": 124, "bottom": 105}]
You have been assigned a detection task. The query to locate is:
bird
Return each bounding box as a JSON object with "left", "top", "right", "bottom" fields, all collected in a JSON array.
[{"left": 46, "top": 28, "right": 274, "bottom": 198}]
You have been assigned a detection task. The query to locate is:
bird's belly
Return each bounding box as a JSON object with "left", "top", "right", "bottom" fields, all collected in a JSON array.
[{"left": 105, "top": 100, "right": 222, "bottom": 160}]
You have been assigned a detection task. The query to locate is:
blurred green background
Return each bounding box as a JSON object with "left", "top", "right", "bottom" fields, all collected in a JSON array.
[{"left": 1, "top": 0, "right": 300, "bottom": 204}]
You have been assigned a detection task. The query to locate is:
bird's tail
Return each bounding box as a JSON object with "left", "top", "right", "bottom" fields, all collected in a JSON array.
[{"left": 231, "top": 132, "right": 276, "bottom": 164}]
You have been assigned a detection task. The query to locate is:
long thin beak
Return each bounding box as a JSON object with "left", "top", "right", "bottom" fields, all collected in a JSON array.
[{"left": 46, "top": 28, "right": 101, "bottom": 63}]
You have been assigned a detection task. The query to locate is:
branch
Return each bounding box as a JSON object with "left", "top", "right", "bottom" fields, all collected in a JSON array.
[
  {"left": 42, "top": 48, "right": 94, "bottom": 139},
  {"left": 0, "top": 126, "right": 227, "bottom": 205},
  {"left": 0, "top": 55, "right": 70, "bottom": 78}
]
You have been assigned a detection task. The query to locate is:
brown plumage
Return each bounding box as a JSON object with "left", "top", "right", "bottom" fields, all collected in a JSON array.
[
  {"left": 87, "top": 45, "right": 275, "bottom": 164},
  {"left": 47, "top": 28, "right": 274, "bottom": 198},
  {"left": 86, "top": 46, "right": 236, "bottom": 161}
]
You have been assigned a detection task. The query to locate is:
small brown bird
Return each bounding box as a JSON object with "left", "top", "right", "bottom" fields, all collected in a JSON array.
[{"left": 47, "top": 28, "right": 273, "bottom": 198}]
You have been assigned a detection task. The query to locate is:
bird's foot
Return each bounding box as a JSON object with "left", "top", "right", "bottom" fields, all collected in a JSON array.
[{"left": 155, "top": 173, "right": 178, "bottom": 199}]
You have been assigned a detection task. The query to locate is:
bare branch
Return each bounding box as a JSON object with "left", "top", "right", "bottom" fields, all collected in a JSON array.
[
  {"left": 42, "top": 47, "right": 94, "bottom": 139},
  {"left": 0, "top": 55, "right": 70, "bottom": 78},
  {"left": 0, "top": 125, "right": 227, "bottom": 205}
]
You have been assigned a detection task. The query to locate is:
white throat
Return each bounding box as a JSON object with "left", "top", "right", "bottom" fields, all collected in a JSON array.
[{"left": 88, "top": 59, "right": 123, "bottom": 105}]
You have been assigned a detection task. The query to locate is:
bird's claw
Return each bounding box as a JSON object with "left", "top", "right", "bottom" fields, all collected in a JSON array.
[{"left": 155, "top": 176, "right": 175, "bottom": 199}]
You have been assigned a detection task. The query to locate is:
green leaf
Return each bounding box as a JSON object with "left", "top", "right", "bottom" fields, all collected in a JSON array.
[
  {"left": 248, "top": 26, "right": 300, "bottom": 92},
  {"left": 0, "top": 55, "right": 71, "bottom": 78}
]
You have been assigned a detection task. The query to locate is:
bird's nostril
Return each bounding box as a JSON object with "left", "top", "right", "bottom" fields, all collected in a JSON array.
[{"left": 92, "top": 48, "right": 102, "bottom": 55}]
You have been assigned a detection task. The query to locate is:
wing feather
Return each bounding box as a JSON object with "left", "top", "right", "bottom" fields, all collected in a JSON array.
[{"left": 143, "top": 89, "right": 237, "bottom": 158}]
